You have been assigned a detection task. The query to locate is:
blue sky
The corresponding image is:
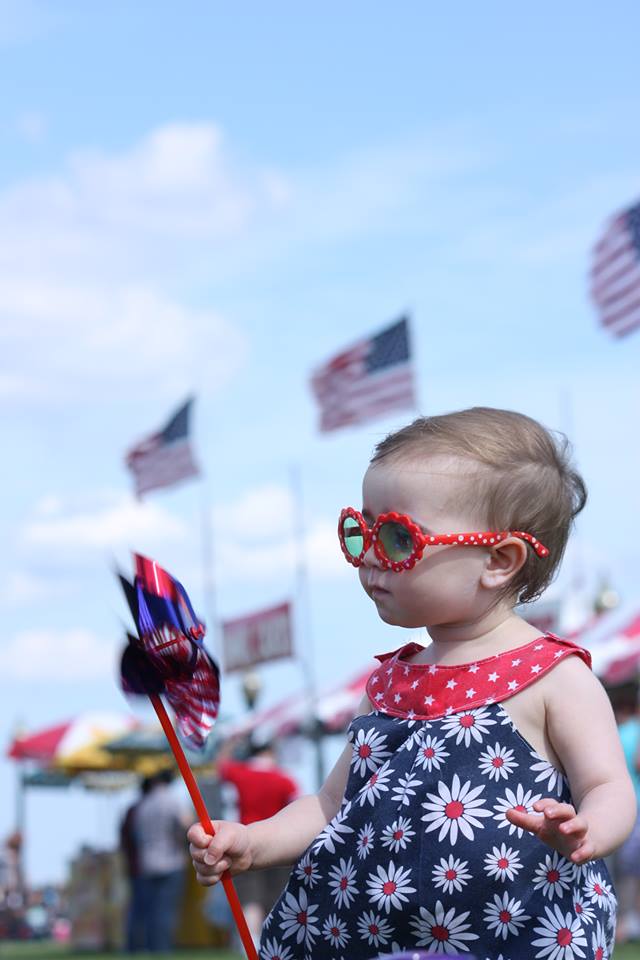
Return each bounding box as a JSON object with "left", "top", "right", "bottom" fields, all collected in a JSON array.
[{"left": 2, "top": 1, "right": 640, "bottom": 886}]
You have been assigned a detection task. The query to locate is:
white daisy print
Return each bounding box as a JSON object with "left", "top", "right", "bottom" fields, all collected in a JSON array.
[
  {"left": 531, "top": 903, "right": 588, "bottom": 959},
  {"left": 432, "top": 854, "right": 472, "bottom": 894},
  {"left": 415, "top": 733, "right": 450, "bottom": 772},
  {"left": 327, "top": 856, "right": 359, "bottom": 909},
  {"left": 410, "top": 900, "right": 480, "bottom": 953},
  {"left": 278, "top": 887, "right": 320, "bottom": 948},
  {"left": 260, "top": 936, "right": 294, "bottom": 960},
  {"left": 421, "top": 773, "right": 492, "bottom": 845},
  {"left": 357, "top": 761, "right": 394, "bottom": 807},
  {"left": 356, "top": 821, "right": 375, "bottom": 859},
  {"left": 322, "top": 913, "right": 350, "bottom": 949},
  {"left": 399, "top": 723, "right": 426, "bottom": 751},
  {"left": 483, "top": 892, "right": 531, "bottom": 940},
  {"left": 295, "top": 852, "right": 321, "bottom": 888},
  {"left": 529, "top": 752, "right": 566, "bottom": 796},
  {"left": 533, "top": 850, "right": 573, "bottom": 901},
  {"left": 440, "top": 706, "right": 497, "bottom": 747},
  {"left": 493, "top": 783, "right": 543, "bottom": 837},
  {"left": 366, "top": 860, "right": 416, "bottom": 914},
  {"left": 391, "top": 771, "right": 423, "bottom": 807},
  {"left": 478, "top": 742, "right": 518, "bottom": 781},
  {"left": 484, "top": 843, "right": 523, "bottom": 882},
  {"left": 381, "top": 816, "right": 415, "bottom": 853},
  {"left": 351, "top": 726, "right": 391, "bottom": 776},
  {"left": 591, "top": 920, "right": 610, "bottom": 960},
  {"left": 582, "top": 870, "right": 613, "bottom": 909},
  {"left": 572, "top": 896, "right": 596, "bottom": 926},
  {"left": 312, "top": 800, "right": 354, "bottom": 854},
  {"left": 356, "top": 909, "right": 393, "bottom": 947}
]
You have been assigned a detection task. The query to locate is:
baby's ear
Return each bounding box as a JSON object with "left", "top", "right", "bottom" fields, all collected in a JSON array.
[{"left": 480, "top": 538, "right": 528, "bottom": 591}]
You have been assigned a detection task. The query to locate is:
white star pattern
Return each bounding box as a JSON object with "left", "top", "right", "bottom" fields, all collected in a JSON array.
[
  {"left": 424, "top": 695, "right": 434, "bottom": 706},
  {"left": 446, "top": 678, "right": 458, "bottom": 689},
  {"left": 488, "top": 671, "right": 500, "bottom": 682},
  {"left": 468, "top": 664, "right": 480, "bottom": 673},
  {"left": 465, "top": 687, "right": 477, "bottom": 698},
  {"left": 507, "top": 680, "right": 519, "bottom": 691}
]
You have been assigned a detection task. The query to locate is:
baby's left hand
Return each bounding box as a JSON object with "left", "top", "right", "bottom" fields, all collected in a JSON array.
[{"left": 506, "top": 799, "right": 595, "bottom": 864}]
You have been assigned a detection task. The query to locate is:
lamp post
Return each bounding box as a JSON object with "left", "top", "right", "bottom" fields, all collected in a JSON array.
[
  {"left": 241, "top": 671, "right": 262, "bottom": 711},
  {"left": 593, "top": 578, "right": 620, "bottom": 616}
]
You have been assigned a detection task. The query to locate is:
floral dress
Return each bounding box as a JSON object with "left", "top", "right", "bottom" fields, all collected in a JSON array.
[{"left": 259, "top": 635, "right": 617, "bottom": 960}]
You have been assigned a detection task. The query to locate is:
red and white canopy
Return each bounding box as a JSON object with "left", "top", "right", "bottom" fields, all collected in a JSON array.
[
  {"left": 7, "top": 712, "right": 137, "bottom": 765},
  {"left": 580, "top": 605, "right": 640, "bottom": 685},
  {"left": 225, "top": 665, "right": 376, "bottom": 741}
]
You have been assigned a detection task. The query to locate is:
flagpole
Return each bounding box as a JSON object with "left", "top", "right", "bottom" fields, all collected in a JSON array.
[
  {"left": 289, "top": 463, "right": 325, "bottom": 789},
  {"left": 199, "top": 475, "right": 220, "bottom": 662}
]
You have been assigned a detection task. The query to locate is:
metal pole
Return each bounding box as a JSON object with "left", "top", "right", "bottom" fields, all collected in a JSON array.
[{"left": 289, "top": 463, "right": 325, "bottom": 788}]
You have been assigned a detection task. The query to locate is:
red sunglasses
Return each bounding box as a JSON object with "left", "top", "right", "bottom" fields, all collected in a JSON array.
[{"left": 338, "top": 507, "right": 549, "bottom": 573}]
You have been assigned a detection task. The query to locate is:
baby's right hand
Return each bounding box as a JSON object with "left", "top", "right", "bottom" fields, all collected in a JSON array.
[{"left": 188, "top": 820, "right": 252, "bottom": 886}]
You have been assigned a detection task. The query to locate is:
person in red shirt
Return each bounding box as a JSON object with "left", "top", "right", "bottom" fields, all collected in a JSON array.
[{"left": 217, "top": 736, "right": 298, "bottom": 947}]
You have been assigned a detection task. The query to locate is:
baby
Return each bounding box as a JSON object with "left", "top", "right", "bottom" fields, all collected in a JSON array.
[{"left": 190, "top": 406, "right": 636, "bottom": 959}]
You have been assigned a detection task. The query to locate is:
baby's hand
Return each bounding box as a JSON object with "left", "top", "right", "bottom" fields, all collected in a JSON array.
[
  {"left": 188, "top": 820, "right": 252, "bottom": 885},
  {"left": 506, "top": 799, "right": 595, "bottom": 864}
]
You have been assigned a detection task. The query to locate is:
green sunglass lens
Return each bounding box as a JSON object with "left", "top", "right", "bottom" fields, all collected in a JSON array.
[
  {"left": 342, "top": 516, "right": 364, "bottom": 558},
  {"left": 379, "top": 521, "right": 414, "bottom": 562}
]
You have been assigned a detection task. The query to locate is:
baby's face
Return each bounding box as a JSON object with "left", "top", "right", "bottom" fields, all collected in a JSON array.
[{"left": 358, "top": 456, "right": 493, "bottom": 629}]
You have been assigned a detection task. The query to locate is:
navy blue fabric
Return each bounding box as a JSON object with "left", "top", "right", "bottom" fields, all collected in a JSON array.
[{"left": 259, "top": 704, "right": 616, "bottom": 959}]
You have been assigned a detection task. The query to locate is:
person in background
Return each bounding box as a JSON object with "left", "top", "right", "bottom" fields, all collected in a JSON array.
[
  {"left": 217, "top": 735, "right": 298, "bottom": 949},
  {"left": 613, "top": 684, "right": 640, "bottom": 944},
  {"left": 134, "top": 769, "right": 191, "bottom": 953},
  {"left": 119, "top": 776, "right": 152, "bottom": 953}
]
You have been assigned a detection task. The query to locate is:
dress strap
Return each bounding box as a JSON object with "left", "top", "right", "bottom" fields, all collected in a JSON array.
[{"left": 366, "top": 634, "right": 591, "bottom": 721}]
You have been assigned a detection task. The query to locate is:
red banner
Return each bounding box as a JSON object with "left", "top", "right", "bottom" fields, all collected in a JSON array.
[{"left": 222, "top": 602, "right": 293, "bottom": 673}]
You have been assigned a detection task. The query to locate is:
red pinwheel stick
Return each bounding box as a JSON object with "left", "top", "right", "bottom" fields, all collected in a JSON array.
[{"left": 150, "top": 693, "right": 259, "bottom": 960}]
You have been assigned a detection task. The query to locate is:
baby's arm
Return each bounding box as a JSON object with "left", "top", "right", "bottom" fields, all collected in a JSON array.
[
  {"left": 506, "top": 655, "right": 637, "bottom": 863},
  {"left": 189, "top": 695, "right": 369, "bottom": 885}
]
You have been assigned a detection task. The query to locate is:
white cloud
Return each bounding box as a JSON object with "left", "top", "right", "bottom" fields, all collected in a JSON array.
[
  {"left": 0, "top": 627, "right": 116, "bottom": 680},
  {"left": 22, "top": 490, "right": 186, "bottom": 553},
  {"left": 213, "top": 483, "right": 346, "bottom": 584},
  {"left": 0, "top": 121, "right": 284, "bottom": 406}
]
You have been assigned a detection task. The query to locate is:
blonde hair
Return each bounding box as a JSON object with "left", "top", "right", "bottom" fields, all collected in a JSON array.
[{"left": 371, "top": 407, "right": 587, "bottom": 603}]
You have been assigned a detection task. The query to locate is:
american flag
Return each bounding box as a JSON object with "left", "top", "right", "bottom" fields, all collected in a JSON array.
[
  {"left": 310, "top": 316, "right": 416, "bottom": 433},
  {"left": 126, "top": 397, "right": 200, "bottom": 496},
  {"left": 591, "top": 200, "right": 640, "bottom": 338}
]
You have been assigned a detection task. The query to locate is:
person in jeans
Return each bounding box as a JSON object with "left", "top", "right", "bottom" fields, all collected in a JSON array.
[{"left": 134, "top": 769, "right": 190, "bottom": 952}]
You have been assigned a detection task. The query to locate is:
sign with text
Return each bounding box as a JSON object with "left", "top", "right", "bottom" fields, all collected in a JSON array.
[{"left": 222, "top": 601, "right": 293, "bottom": 673}]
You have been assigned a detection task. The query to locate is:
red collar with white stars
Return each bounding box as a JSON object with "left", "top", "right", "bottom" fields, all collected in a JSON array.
[{"left": 366, "top": 634, "right": 592, "bottom": 721}]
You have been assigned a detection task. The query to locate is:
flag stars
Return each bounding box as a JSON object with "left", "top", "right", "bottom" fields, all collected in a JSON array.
[
  {"left": 511, "top": 658, "right": 522, "bottom": 667},
  {"left": 554, "top": 651, "right": 564, "bottom": 658},
  {"left": 394, "top": 693, "right": 402, "bottom": 704},
  {"left": 410, "top": 679, "right": 420, "bottom": 690},
  {"left": 488, "top": 672, "right": 500, "bottom": 683},
  {"left": 507, "top": 680, "right": 519, "bottom": 691},
  {"left": 446, "top": 679, "right": 458, "bottom": 689},
  {"left": 371, "top": 674, "right": 380, "bottom": 686},
  {"left": 424, "top": 695, "right": 434, "bottom": 706},
  {"left": 375, "top": 692, "right": 384, "bottom": 701},
  {"left": 468, "top": 664, "right": 480, "bottom": 674},
  {"left": 465, "top": 688, "right": 476, "bottom": 699},
  {"left": 534, "top": 644, "right": 544, "bottom": 651},
  {"left": 531, "top": 664, "right": 542, "bottom": 674},
  {"left": 428, "top": 665, "right": 437, "bottom": 675}
]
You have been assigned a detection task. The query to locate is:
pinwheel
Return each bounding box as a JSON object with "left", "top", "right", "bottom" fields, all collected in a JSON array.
[{"left": 118, "top": 553, "right": 258, "bottom": 960}]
